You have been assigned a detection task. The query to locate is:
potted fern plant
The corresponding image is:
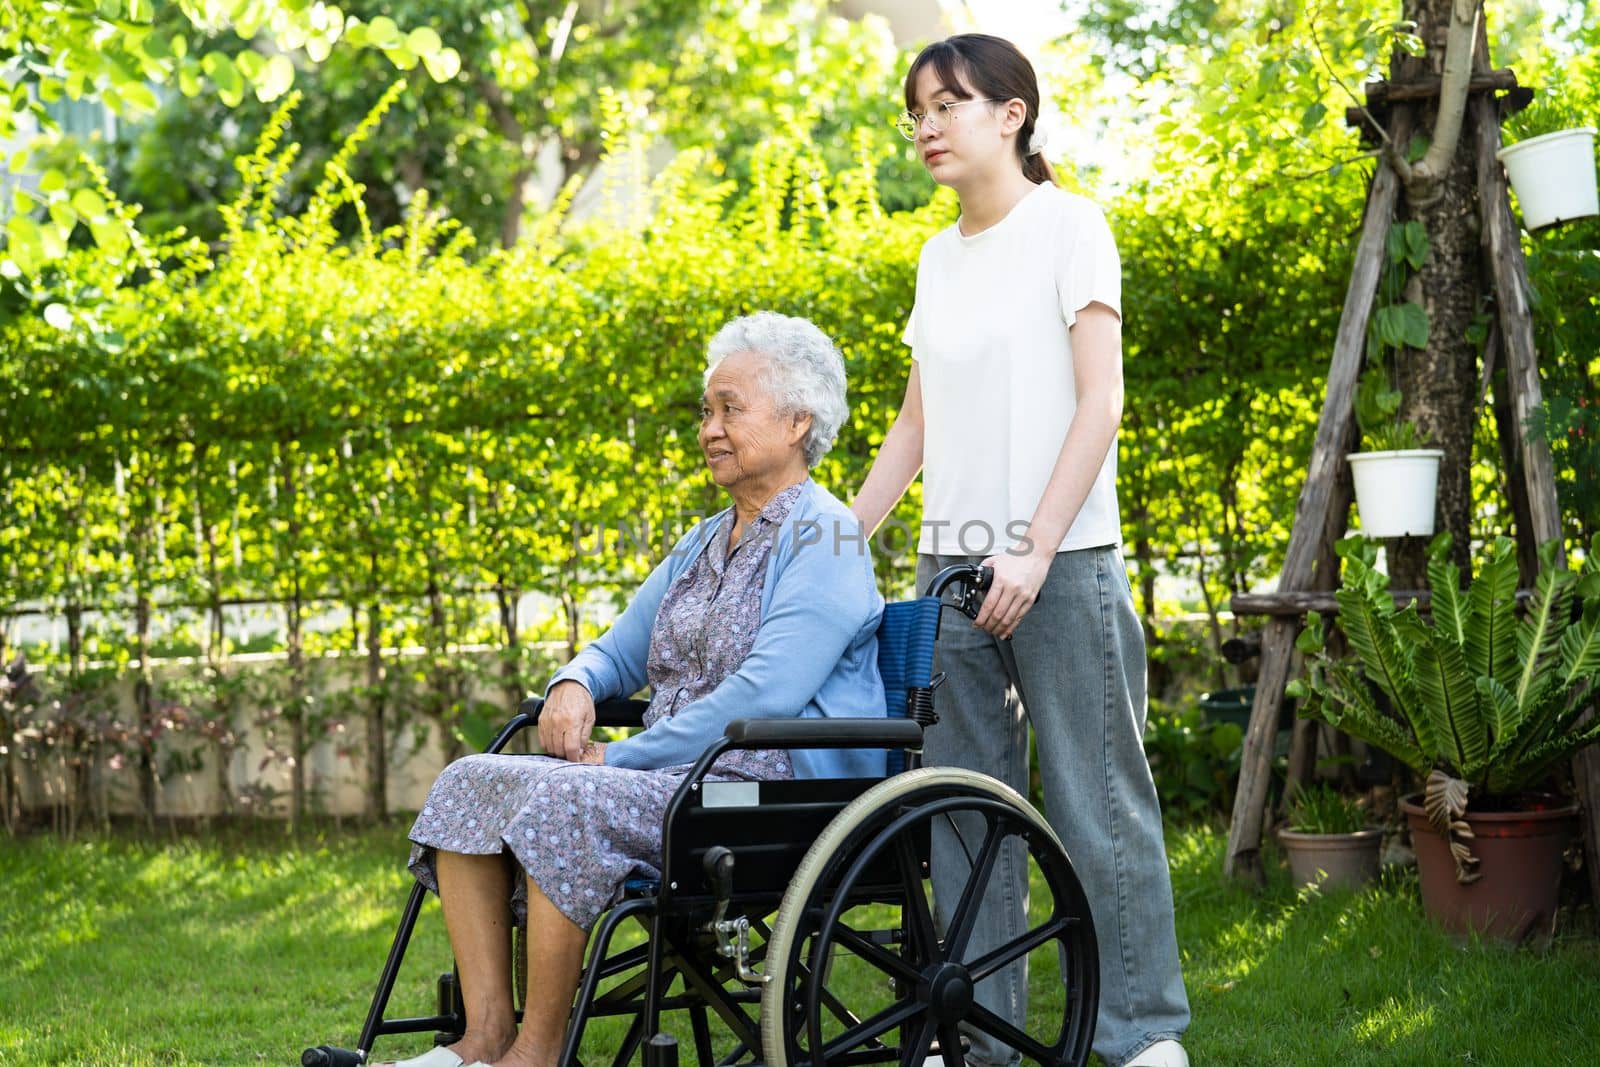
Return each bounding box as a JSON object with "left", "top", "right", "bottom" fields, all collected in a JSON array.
[
  {"left": 1288, "top": 533, "right": 1600, "bottom": 940},
  {"left": 1277, "top": 782, "right": 1384, "bottom": 891}
]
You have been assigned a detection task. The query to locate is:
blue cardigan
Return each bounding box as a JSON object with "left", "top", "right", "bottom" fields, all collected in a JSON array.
[{"left": 548, "top": 480, "right": 888, "bottom": 779}]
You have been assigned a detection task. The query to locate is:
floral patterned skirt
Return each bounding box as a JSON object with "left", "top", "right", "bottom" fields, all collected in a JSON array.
[{"left": 407, "top": 752, "right": 788, "bottom": 929}]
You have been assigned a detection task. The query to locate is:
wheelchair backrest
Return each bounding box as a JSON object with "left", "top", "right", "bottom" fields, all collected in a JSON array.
[
  {"left": 875, "top": 596, "right": 942, "bottom": 775},
  {"left": 657, "top": 595, "right": 949, "bottom": 909}
]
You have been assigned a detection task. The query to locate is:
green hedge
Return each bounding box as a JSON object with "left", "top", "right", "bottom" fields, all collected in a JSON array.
[{"left": 0, "top": 101, "right": 1359, "bottom": 824}]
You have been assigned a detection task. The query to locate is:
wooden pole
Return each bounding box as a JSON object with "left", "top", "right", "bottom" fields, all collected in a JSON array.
[
  {"left": 1472, "top": 91, "right": 1600, "bottom": 911},
  {"left": 1224, "top": 162, "right": 1400, "bottom": 882}
]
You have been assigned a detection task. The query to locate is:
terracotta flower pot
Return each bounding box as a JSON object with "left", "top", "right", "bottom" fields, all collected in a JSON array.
[
  {"left": 1401, "top": 793, "right": 1578, "bottom": 942},
  {"left": 1277, "top": 827, "right": 1384, "bottom": 891}
]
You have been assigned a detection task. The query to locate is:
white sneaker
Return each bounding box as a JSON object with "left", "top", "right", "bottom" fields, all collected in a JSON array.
[{"left": 1126, "top": 1039, "right": 1189, "bottom": 1067}]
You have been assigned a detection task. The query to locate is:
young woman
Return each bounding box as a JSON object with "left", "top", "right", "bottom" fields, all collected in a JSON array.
[{"left": 851, "top": 34, "right": 1190, "bottom": 1067}]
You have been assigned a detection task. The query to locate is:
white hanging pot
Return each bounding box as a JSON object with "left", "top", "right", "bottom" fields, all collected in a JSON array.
[
  {"left": 1347, "top": 449, "right": 1445, "bottom": 538},
  {"left": 1496, "top": 127, "right": 1598, "bottom": 230}
]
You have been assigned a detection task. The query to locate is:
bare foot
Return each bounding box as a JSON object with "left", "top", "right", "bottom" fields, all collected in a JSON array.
[
  {"left": 371, "top": 1028, "right": 516, "bottom": 1067},
  {"left": 445, "top": 1028, "right": 517, "bottom": 1066},
  {"left": 485, "top": 1037, "right": 558, "bottom": 1067}
]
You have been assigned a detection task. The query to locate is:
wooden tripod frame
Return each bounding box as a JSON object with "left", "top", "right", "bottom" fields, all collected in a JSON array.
[{"left": 1221, "top": 81, "right": 1600, "bottom": 911}]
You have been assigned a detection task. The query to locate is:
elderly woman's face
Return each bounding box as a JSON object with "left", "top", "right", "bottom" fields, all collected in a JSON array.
[{"left": 699, "top": 350, "right": 810, "bottom": 489}]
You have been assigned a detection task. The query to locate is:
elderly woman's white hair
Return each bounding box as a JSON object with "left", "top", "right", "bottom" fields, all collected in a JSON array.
[{"left": 705, "top": 311, "right": 848, "bottom": 467}]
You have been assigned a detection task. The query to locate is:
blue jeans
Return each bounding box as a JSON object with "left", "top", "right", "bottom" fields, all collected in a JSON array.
[{"left": 918, "top": 550, "right": 1190, "bottom": 1067}]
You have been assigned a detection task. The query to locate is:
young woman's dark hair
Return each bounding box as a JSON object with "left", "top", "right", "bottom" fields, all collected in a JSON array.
[{"left": 903, "top": 33, "right": 1058, "bottom": 186}]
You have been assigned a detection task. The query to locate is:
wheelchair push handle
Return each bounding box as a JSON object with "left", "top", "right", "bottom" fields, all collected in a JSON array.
[{"left": 926, "top": 562, "right": 993, "bottom": 621}]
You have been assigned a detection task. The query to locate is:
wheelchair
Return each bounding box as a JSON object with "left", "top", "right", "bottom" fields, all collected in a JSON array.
[{"left": 303, "top": 564, "right": 1099, "bottom": 1067}]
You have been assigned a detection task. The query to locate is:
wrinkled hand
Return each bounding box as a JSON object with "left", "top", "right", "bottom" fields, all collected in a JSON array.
[
  {"left": 972, "top": 552, "right": 1051, "bottom": 639},
  {"left": 574, "top": 741, "right": 607, "bottom": 765},
  {"left": 539, "top": 680, "right": 597, "bottom": 761}
]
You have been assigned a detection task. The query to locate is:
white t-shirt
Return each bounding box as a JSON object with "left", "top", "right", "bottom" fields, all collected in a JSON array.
[{"left": 903, "top": 182, "right": 1123, "bottom": 556}]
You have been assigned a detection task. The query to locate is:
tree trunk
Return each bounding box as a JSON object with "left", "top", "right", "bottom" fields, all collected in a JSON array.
[
  {"left": 281, "top": 453, "right": 307, "bottom": 831},
  {"left": 134, "top": 584, "right": 156, "bottom": 827},
  {"left": 497, "top": 581, "right": 522, "bottom": 712},
  {"left": 365, "top": 597, "right": 386, "bottom": 820},
  {"left": 1388, "top": 0, "right": 1486, "bottom": 589}
]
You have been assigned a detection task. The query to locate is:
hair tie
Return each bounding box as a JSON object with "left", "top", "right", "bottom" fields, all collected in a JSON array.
[{"left": 1027, "top": 124, "right": 1049, "bottom": 157}]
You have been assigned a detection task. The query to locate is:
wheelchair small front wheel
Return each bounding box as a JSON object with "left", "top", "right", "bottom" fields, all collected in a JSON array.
[{"left": 760, "top": 768, "right": 1097, "bottom": 1067}]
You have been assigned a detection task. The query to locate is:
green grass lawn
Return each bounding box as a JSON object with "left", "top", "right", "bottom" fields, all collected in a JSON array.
[{"left": 3, "top": 821, "right": 1598, "bottom": 1066}]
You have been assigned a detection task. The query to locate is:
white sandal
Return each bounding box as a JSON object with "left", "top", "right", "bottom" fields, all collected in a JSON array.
[{"left": 377, "top": 1047, "right": 482, "bottom": 1067}]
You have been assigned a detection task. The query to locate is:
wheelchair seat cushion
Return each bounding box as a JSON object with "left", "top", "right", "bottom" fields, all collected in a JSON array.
[{"left": 407, "top": 753, "right": 782, "bottom": 931}]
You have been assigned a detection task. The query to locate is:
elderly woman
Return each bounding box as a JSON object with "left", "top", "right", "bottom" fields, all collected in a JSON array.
[{"left": 385, "top": 312, "right": 886, "bottom": 1067}]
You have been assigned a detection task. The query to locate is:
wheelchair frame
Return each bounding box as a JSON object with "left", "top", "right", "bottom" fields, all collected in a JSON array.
[{"left": 303, "top": 565, "right": 1099, "bottom": 1067}]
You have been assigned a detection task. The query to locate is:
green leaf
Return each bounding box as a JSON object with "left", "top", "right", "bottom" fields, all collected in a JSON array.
[
  {"left": 1492, "top": 716, "right": 1600, "bottom": 795},
  {"left": 1427, "top": 535, "right": 1468, "bottom": 645},
  {"left": 114, "top": 81, "right": 160, "bottom": 114},
  {"left": 365, "top": 16, "right": 402, "bottom": 49},
  {"left": 422, "top": 46, "right": 461, "bottom": 82},
  {"left": 48, "top": 200, "right": 78, "bottom": 232},
  {"left": 1295, "top": 611, "right": 1325, "bottom": 655},
  {"left": 203, "top": 52, "right": 245, "bottom": 107},
  {"left": 1332, "top": 552, "right": 1423, "bottom": 724},
  {"left": 1559, "top": 600, "right": 1600, "bottom": 688},
  {"left": 1464, "top": 538, "right": 1519, "bottom": 685},
  {"left": 254, "top": 54, "right": 295, "bottom": 102},
  {"left": 88, "top": 216, "right": 131, "bottom": 257},
  {"left": 1385, "top": 222, "right": 1407, "bottom": 266},
  {"left": 235, "top": 51, "right": 266, "bottom": 82},
  {"left": 1395, "top": 301, "right": 1429, "bottom": 349},
  {"left": 1299, "top": 101, "right": 1327, "bottom": 134},
  {"left": 1373, "top": 306, "right": 1398, "bottom": 347},
  {"left": 5, "top": 216, "right": 44, "bottom": 272},
  {"left": 1396, "top": 608, "right": 1485, "bottom": 775},
  {"left": 1476, "top": 676, "right": 1519, "bottom": 749},
  {"left": 405, "top": 27, "right": 442, "bottom": 57},
  {"left": 39, "top": 168, "right": 68, "bottom": 194},
  {"left": 1304, "top": 659, "right": 1431, "bottom": 776},
  {"left": 1402, "top": 220, "right": 1429, "bottom": 270},
  {"left": 71, "top": 188, "right": 108, "bottom": 222},
  {"left": 1513, "top": 541, "right": 1576, "bottom": 713}
]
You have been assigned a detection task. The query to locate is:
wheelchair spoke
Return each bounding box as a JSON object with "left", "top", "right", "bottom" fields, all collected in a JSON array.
[
  {"left": 897, "top": 1016, "right": 939, "bottom": 1067},
  {"left": 819, "top": 997, "right": 923, "bottom": 1060},
  {"left": 831, "top": 923, "right": 923, "bottom": 984},
  {"left": 937, "top": 1024, "right": 966, "bottom": 1067},
  {"left": 964, "top": 1001, "right": 1061, "bottom": 1065},
  {"left": 941, "top": 816, "right": 1006, "bottom": 962},
  {"left": 894, "top": 832, "right": 938, "bottom": 961},
  {"left": 966, "top": 917, "right": 1071, "bottom": 984}
]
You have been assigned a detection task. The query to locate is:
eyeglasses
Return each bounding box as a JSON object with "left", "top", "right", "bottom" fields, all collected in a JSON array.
[{"left": 894, "top": 99, "right": 995, "bottom": 141}]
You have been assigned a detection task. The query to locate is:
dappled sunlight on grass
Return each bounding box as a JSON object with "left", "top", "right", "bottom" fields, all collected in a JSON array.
[
  {"left": 2, "top": 821, "right": 1597, "bottom": 1065},
  {"left": 1350, "top": 995, "right": 1436, "bottom": 1046}
]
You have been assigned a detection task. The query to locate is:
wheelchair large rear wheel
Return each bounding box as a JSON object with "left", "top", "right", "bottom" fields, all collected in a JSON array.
[{"left": 759, "top": 768, "right": 1097, "bottom": 1067}]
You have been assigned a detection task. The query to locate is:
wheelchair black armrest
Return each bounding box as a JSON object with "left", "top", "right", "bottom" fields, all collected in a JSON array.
[
  {"left": 517, "top": 695, "right": 650, "bottom": 729},
  {"left": 721, "top": 717, "right": 923, "bottom": 751}
]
